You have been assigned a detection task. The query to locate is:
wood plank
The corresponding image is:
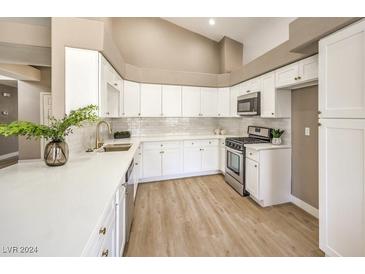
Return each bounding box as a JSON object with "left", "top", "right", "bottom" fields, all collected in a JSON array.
[{"left": 125, "top": 175, "right": 324, "bottom": 257}]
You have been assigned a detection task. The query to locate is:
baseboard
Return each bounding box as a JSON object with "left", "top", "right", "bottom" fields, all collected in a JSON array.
[
  {"left": 290, "top": 195, "right": 319, "bottom": 219},
  {"left": 0, "top": 152, "right": 18, "bottom": 161},
  {"left": 140, "top": 170, "right": 223, "bottom": 183}
]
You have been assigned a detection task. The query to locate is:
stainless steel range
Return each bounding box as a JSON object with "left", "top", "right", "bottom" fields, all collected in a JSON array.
[{"left": 225, "top": 126, "right": 271, "bottom": 196}]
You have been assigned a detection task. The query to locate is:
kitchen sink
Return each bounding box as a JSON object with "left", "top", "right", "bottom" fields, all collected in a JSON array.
[{"left": 102, "top": 143, "right": 132, "bottom": 152}]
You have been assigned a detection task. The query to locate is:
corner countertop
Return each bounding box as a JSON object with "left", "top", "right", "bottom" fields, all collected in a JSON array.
[
  {"left": 0, "top": 140, "right": 140, "bottom": 257},
  {"left": 244, "top": 143, "right": 291, "bottom": 151}
]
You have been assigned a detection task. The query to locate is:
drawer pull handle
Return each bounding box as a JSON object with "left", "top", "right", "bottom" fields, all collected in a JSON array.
[
  {"left": 99, "top": 227, "right": 106, "bottom": 235},
  {"left": 101, "top": 249, "right": 109, "bottom": 257}
]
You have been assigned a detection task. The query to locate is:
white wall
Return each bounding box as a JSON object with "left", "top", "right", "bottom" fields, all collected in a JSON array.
[{"left": 243, "top": 18, "right": 296, "bottom": 65}]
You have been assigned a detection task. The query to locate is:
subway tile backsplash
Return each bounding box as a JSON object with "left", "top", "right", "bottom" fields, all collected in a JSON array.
[{"left": 67, "top": 117, "right": 291, "bottom": 154}]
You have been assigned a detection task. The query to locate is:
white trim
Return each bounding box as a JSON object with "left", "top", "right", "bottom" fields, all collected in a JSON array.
[
  {"left": 0, "top": 152, "right": 19, "bottom": 161},
  {"left": 290, "top": 194, "right": 319, "bottom": 218},
  {"left": 140, "top": 170, "right": 222, "bottom": 183}
]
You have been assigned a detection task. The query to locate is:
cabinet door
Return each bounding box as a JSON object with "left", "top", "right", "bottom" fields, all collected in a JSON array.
[
  {"left": 245, "top": 158, "right": 260, "bottom": 200},
  {"left": 142, "top": 149, "right": 162, "bottom": 178},
  {"left": 201, "top": 87, "right": 218, "bottom": 117},
  {"left": 162, "top": 85, "right": 182, "bottom": 117},
  {"left": 220, "top": 147, "right": 226, "bottom": 173},
  {"left": 319, "top": 119, "right": 365, "bottom": 256},
  {"left": 65, "top": 47, "right": 99, "bottom": 114},
  {"left": 260, "top": 72, "right": 276, "bottom": 118},
  {"left": 319, "top": 20, "right": 365, "bottom": 118},
  {"left": 182, "top": 86, "right": 201, "bottom": 117},
  {"left": 162, "top": 148, "right": 182, "bottom": 176},
  {"left": 140, "top": 84, "right": 162, "bottom": 117},
  {"left": 124, "top": 81, "right": 140, "bottom": 117},
  {"left": 202, "top": 146, "right": 219, "bottom": 171},
  {"left": 183, "top": 147, "right": 202, "bottom": 173},
  {"left": 217, "top": 88, "right": 230, "bottom": 117},
  {"left": 230, "top": 84, "right": 239, "bottom": 117},
  {"left": 275, "top": 62, "right": 299, "bottom": 88},
  {"left": 299, "top": 54, "right": 318, "bottom": 83},
  {"left": 237, "top": 82, "right": 249, "bottom": 96},
  {"left": 247, "top": 78, "right": 261, "bottom": 93}
]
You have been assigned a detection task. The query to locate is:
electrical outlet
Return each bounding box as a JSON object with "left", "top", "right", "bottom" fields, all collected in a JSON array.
[{"left": 305, "top": 127, "right": 310, "bottom": 136}]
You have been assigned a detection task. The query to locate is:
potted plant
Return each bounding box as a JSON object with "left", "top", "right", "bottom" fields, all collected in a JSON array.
[
  {"left": 0, "top": 105, "right": 99, "bottom": 166},
  {"left": 271, "top": 128, "right": 284, "bottom": 145}
]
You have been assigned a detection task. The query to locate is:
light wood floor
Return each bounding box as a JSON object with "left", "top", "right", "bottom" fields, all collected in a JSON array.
[{"left": 125, "top": 175, "right": 324, "bottom": 257}]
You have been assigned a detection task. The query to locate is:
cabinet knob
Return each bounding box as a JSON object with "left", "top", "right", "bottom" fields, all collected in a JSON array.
[
  {"left": 135, "top": 163, "right": 138, "bottom": 166},
  {"left": 138, "top": 113, "right": 141, "bottom": 116},
  {"left": 271, "top": 113, "right": 274, "bottom": 115},
  {"left": 318, "top": 110, "right": 322, "bottom": 114},
  {"left": 254, "top": 165, "right": 257, "bottom": 168},
  {"left": 298, "top": 76, "right": 302, "bottom": 80},
  {"left": 99, "top": 227, "right": 106, "bottom": 235},
  {"left": 318, "top": 123, "right": 322, "bottom": 126},
  {"left": 249, "top": 153, "right": 252, "bottom": 155},
  {"left": 114, "top": 83, "right": 118, "bottom": 86},
  {"left": 105, "top": 112, "right": 110, "bottom": 115},
  {"left": 247, "top": 90, "right": 250, "bottom": 93},
  {"left": 294, "top": 77, "right": 298, "bottom": 80},
  {"left": 101, "top": 249, "right": 109, "bottom": 257}
]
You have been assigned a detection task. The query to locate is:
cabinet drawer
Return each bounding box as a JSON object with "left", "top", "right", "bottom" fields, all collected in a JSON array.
[
  {"left": 200, "top": 139, "right": 219, "bottom": 147},
  {"left": 183, "top": 140, "right": 202, "bottom": 148},
  {"left": 246, "top": 148, "right": 259, "bottom": 162},
  {"left": 143, "top": 141, "right": 180, "bottom": 150}
]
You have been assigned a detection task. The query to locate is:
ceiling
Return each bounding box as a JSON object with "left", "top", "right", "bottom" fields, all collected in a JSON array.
[{"left": 163, "top": 17, "right": 296, "bottom": 44}]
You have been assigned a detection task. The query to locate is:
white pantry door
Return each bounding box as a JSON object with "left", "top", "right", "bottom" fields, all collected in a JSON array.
[
  {"left": 319, "top": 119, "right": 365, "bottom": 256},
  {"left": 319, "top": 20, "right": 365, "bottom": 118}
]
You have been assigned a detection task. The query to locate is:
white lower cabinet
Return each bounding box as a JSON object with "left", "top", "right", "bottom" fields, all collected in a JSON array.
[
  {"left": 219, "top": 139, "right": 226, "bottom": 173},
  {"left": 245, "top": 158, "right": 259, "bottom": 199},
  {"left": 245, "top": 147, "right": 291, "bottom": 207},
  {"left": 142, "top": 141, "right": 182, "bottom": 179},
  {"left": 319, "top": 119, "right": 365, "bottom": 256},
  {"left": 140, "top": 139, "right": 222, "bottom": 182},
  {"left": 202, "top": 146, "right": 219, "bottom": 171},
  {"left": 183, "top": 146, "right": 202, "bottom": 173},
  {"left": 142, "top": 149, "right": 162, "bottom": 178}
]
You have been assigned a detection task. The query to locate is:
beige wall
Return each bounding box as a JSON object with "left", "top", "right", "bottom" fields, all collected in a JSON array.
[
  {"left": 219, "top": 37, "right": 243, "bottom": 73},
  {"left": 291, "top": 86, "right": 318, "bottom": 208},
  {"left": 18, "top": 67, "right": 51, "bottom": 160},
  {"left": 111, "top": 18, "right": 221, "bottom": 74},
  {"left": 51, "top": 17, "right": 105, "bottom": 118}
]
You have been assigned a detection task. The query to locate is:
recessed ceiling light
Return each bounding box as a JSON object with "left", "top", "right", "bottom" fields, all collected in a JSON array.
[{"left": 209, "top": 18, "right": 215, "bottom": 26}]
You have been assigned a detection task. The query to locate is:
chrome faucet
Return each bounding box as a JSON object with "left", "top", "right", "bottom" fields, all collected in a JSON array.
[{"left": 95, "top": 120, "right": 112, "bottom": 149}]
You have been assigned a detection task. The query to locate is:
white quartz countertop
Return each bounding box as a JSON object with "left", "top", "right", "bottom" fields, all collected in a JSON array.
[
  {"left": 0, "top": 134, "right": 233, "bottom": 257},
  {"left": 244, "top": 143, "right": 291, "bottom": 151},
  {"left": 0, "top": 140, "right": 140, "bottom": 256}
]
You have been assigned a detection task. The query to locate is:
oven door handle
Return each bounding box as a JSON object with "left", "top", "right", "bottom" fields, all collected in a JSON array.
[{"left": 226, "top": 147, "right": 244, "bottom": 155}]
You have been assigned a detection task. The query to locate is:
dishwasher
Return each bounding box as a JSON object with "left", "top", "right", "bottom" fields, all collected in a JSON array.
[{"left": 125, "top": 159, "right": 135, "bottom": 242}]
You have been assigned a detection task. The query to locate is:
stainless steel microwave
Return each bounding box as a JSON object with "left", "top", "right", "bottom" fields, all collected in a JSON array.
[{"left": 237, "top": 92, "right": 260, "bottom": 116}]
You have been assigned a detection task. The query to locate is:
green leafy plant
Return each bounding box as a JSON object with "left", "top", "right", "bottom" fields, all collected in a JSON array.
[
  {"left": 0, "top": 105, "right": 99, "bottom": 142},
  {"left": 272, "top": 128, "right": 285, "bottom": 138}
]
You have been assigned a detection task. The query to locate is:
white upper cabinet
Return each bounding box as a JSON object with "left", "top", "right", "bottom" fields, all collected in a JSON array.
[
  {"left": 217, "top": 87, "right": 230, "bottom": 117},
  {"left": 260, "top": 72, "right": 276, "bottom": 118},
  {"left": 182, "top": 86, "right": 201, "bottom": 117},
  {"left": 123, "top": 81, "right": 140, "bottom": 117},
  {"left": 65, "top": 47, "right": 99, "bottom": 114},
  {"left": 99, "top": 55, "right": 122, "bottom": 118},
  {"left": 261, "top": 72, "right": 291, "bottom": 118},
  {"left": 140, "top": 84, "right": 162, "bottom": 117},
  {"left": 319, "top": 20, "right": 365, "bottom": 118},
  {"left": 299, "top": 55, "right": 318, "bottom": 83},
  {"left": 237, "top": 82, "right": 249, "bottom": 96},
  {"left": 230, "top": 84, "right": 239, "bottom": 117},
  {"left": 200, "top": 87, "right": 218, "bottom": 117},
  {"left": 247, "top": 78, "right": 262, "bottom": 94},
  {"left": 275, "top": 55, "right": 318, "bottom": 89},
  {"left": 162, "top": 85, "right": 182, "bottom": 117},
  {"left": 319, "top": 119, "right": 365, "bottom": 256},
  {"left": 275, "top": 62, "right": 300, "bottom": 88}
]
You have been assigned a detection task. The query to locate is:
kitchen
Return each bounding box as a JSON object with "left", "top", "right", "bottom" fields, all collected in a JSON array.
[{"left": 0, "top": 10, "right": 364, "bottom": 274}]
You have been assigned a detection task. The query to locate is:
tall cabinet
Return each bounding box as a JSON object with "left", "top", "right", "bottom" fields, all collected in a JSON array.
[{"left": 319, "top": 19, "right": 365, "bottom": 256}]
